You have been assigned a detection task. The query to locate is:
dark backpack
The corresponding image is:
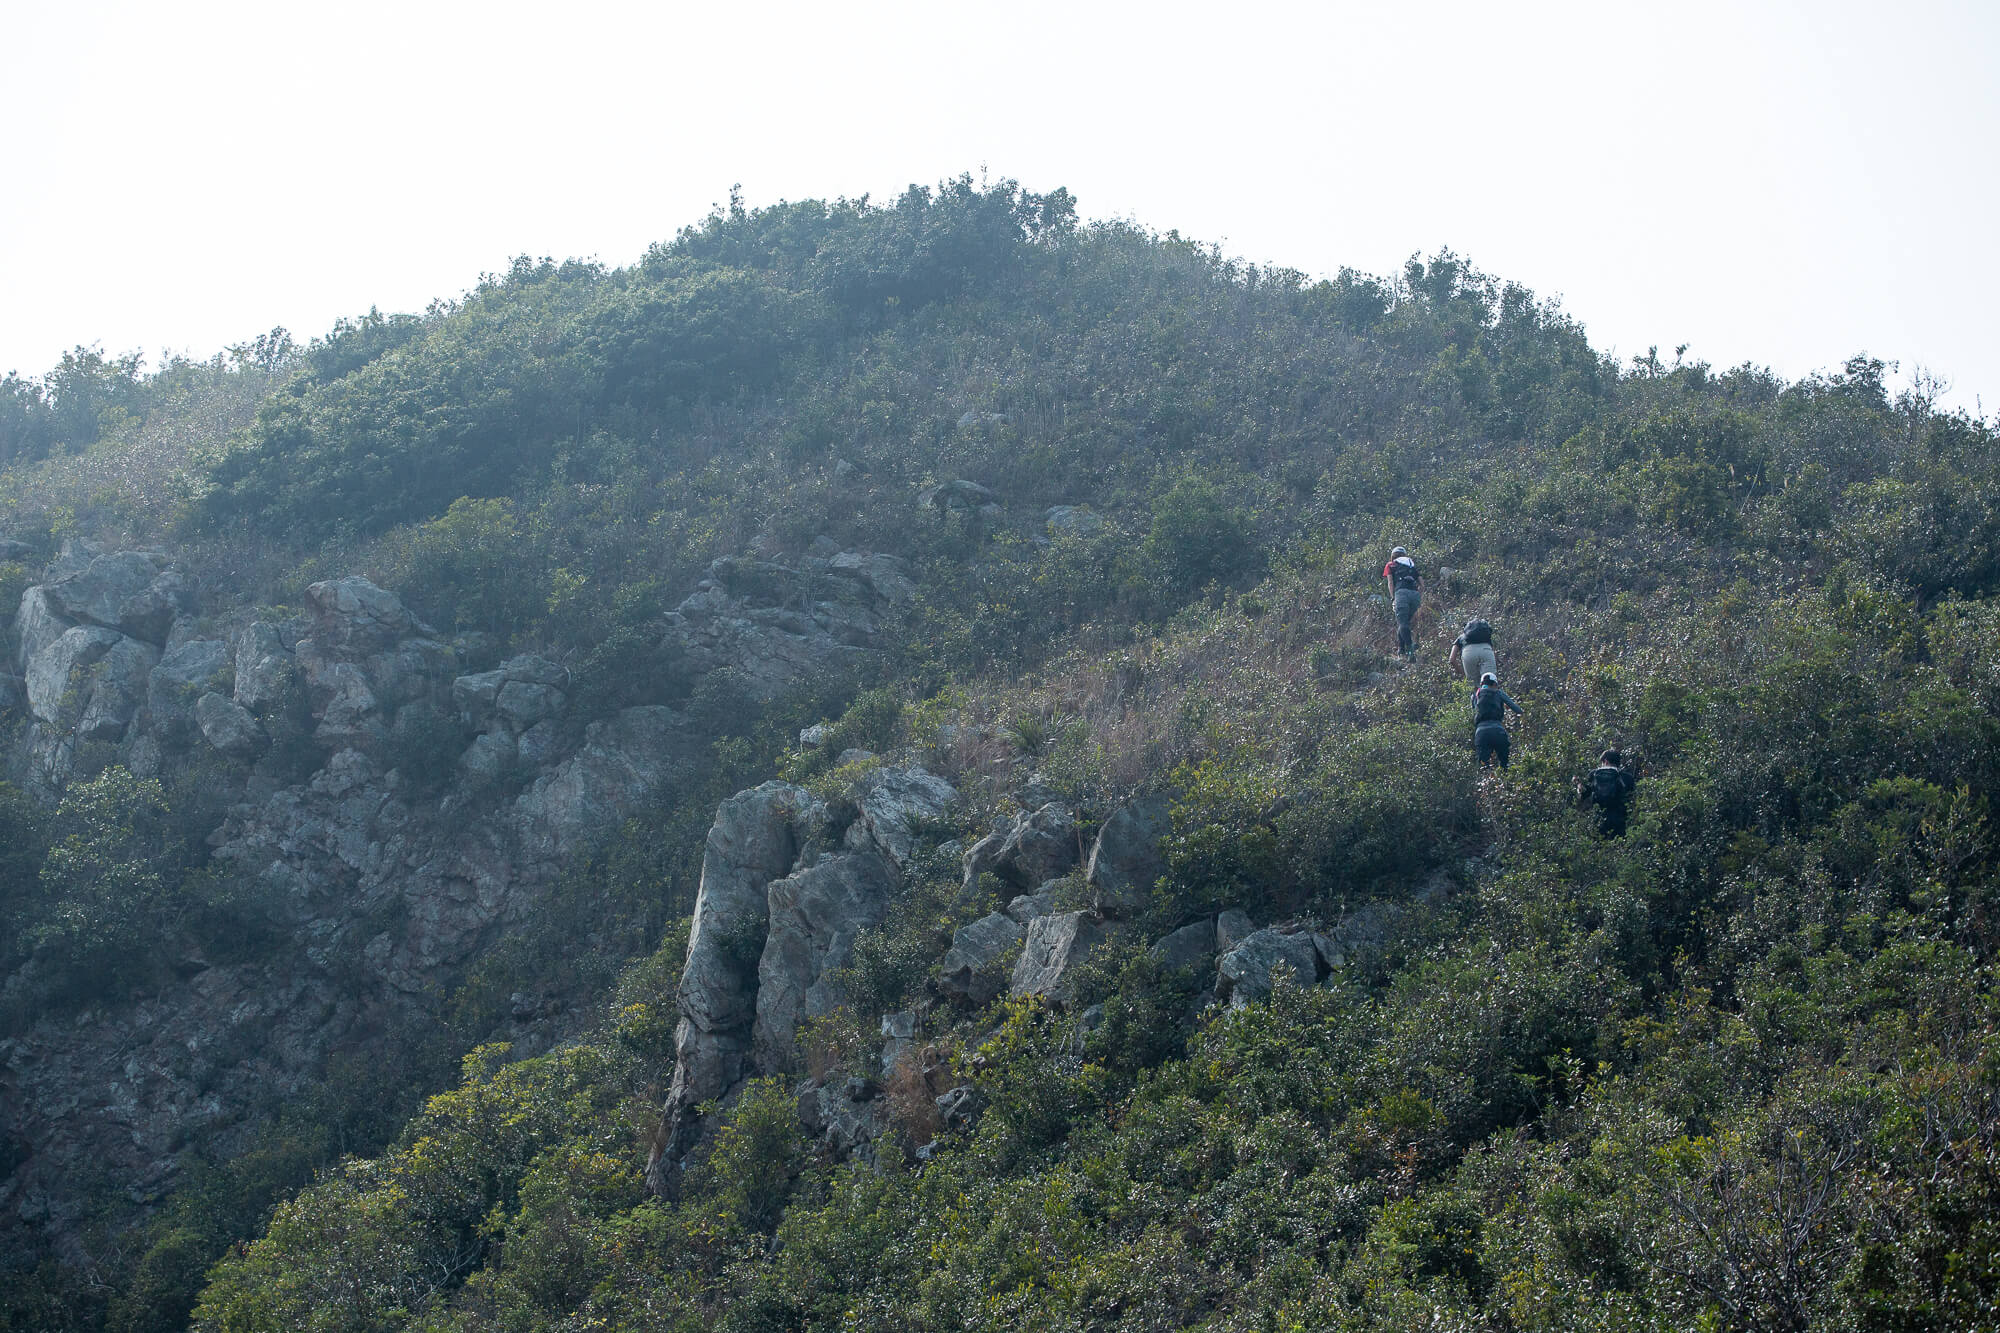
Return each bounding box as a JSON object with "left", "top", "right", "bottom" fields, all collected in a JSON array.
[
  {"left": 1474, "top": 686, "right": 1507, "bottom": 724},
  {"left": 1590, "top": 768, "right": 1631, "bottom": 807},
  {"left": 1390, "top": 560, "right": 1421, "bottom": 590},
  {"left": 1460, "top": 619, "right": 1492, "bottom": 645}
]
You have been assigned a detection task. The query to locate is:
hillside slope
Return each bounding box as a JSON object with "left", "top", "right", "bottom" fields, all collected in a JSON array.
[{"left": 2, "top": 179, "right": 1998, "bottom": 1332}]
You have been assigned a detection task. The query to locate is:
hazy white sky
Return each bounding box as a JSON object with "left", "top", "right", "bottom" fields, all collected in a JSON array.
[{"left": 4, "top": 0, "right": 1996, "bottom": 412}]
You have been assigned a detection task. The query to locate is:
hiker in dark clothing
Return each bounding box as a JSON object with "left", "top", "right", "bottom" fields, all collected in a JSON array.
[
  {"left": 1448, "top": 618, "right": 1495, "bottom": 691},
  {"left": 1577, "top": 750, "right": 1638, "bottom": 837},
  {"left": 1472, "top": 673, "right": 1522, "bottom": 769},
  {"left": 1382, "top": 546, "right": 1422, "bottom": 659}
]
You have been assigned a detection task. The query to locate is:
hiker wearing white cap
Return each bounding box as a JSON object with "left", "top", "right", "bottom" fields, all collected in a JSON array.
[{"left": 1472, "top": 672, "right": 1522, "bottom": 769}]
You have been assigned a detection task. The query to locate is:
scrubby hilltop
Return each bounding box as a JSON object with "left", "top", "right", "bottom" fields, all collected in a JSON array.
[{"left": 3, "top": 178, "right": 1999, "bottom": 1332}]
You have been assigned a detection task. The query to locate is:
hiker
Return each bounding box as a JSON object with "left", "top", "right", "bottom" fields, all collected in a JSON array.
[
  {"left": 1448, "top": 618, "right": 1495, "bottom": 690},
  {"left": 1577, "top": 750, "right": 1638, "bottom": 837},
  {"left": 1472, "top": 672, "right": 1522, "bottom": 769},
  {"left": 1382, "top": 546, "right": 1422, "bottom": 659}
]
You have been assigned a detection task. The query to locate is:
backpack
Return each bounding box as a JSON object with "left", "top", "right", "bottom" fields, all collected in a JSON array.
[
  {"left": 1474, "top": 686, "right": 1507, "bottom": 724},
  {"left": 1390, "top": 559, "right": 1421, "bottom": 591},
  {"left": 1590, "top": 768, "right": 1631, "bottom": 807},
  {"left": 1460, "top": 619, "right": 1492, "bottom": 646}
]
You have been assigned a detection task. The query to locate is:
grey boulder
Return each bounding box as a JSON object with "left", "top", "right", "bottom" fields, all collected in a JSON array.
[
  {"left": 27, "top": 625, "right": 125, "bottom": 727},
  {"left": 1010, "top": 910, "right": 1107, "bottom": 1004},
  {"left": 304, "top": 576, "right": 425, "bottom": 655},
  {"left": 195, "top": 691, "right": 268, "bottom": 760},
  {"left": 15, "top": 586, "right": 76, "bottom": 672},
  {"left": 76, "top": 635, "right": 158, "bottom": 741},
  {"left": 1044, "top": 506, "right": 1107, "bottom": 539},
  {"left": 962, "top": 802, "right": 1078, "bottom": 897},
  {"left": 753, "top": 849, "right": 898, "bottom": 1067},
  {"left": 233, "top": 623, "right": 295, "bottom": 714},
  {"left": 512, "top": 706, "right": 690, "bottom": 861},
  {"left": 938, "top": 911, "right": 1025, "bottom": 1004},
  {"left": 666, "top": 782, "right": 818, "bottom": 1119},
  {"left": 841, "top": 765, "right": 957, "bottom": 868},
  {"left": 1086, "top": 794, "right": 1171, "bottom": 916},
  {"left": 42, "top": 551, "right": 191, "bottom": 644},
  {"left": 1215, "top": 928, "right": 1326, "bottom": 1007},
  {"left": 1150, "top": 917, "right": 1223, "bottom": 975},
  {"left": 148, "top": 639, "right": 232, "bottom": 741}
]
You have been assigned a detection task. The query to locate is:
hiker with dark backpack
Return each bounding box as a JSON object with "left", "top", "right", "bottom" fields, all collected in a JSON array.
[
  {"left": 1382, "top": 546, "right": 1422, "bottom": 660},
  {"left": 1448, "top": 618, "right": 1495, "bottom": 690},
  {"left": 1472, "top": 672, "right": 1522, "bottom": 769},
  {"left": 1577, "top": 750, "right": 1638, "bottom": 837}
]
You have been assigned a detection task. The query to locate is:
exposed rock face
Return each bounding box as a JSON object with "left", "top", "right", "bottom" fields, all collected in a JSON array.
[
  {"left": 1150, "top": 917, "right": 1223, "bottom": 975},
  {"left": 0, "top": 965, "right": 361, "bottom": 1241},
  {"left": 796, "top": 1077, "right": 891, "bottom": 1161},
  {"left": 149, "top": 640, "right": 232, "bottom": 743},
  {"left": 74, "top": 636, "right": 158, "bottom": 742},
  {"left": 40, "top": 550, "right": 192, "bottom": 644},
  {"left": 668, "top": 782, "right": 819, "bottom": 1116},
  {"left": 195, "top": 692, "right": 268, "bottom": 760},
  {"left": 4, "top": 546, "right": 817, "bottom": 1259},
  {"left": 1010, "top": 910, "right": 1108, "bottom": 1004},
  {"left": 666, "top": 552, "right": 906, "bottom": 702},
  {"left": 939, "top": 911, "right": 1025, "bottom": 1004},
  {"left": 1044, "top": 505, "right": 1106, "bottom": 538},
  {"left": 233, "top": 622, "right": 295, "bottom": 714},
  {"left": 14, "top": 586, "right": 75, "bottom": 671},
  {"left": 1004, "top": 880, "right": 1066, "bottom": 923},
  {"left": 962, "top": 802, "right": 1078, "bottom": 896},
  {"left": 754, "top": 850, "right": 898, "bottom": 1066},
  {"left": 841, "top": 764, "right": 957, "bottom": 868},
  {"left": 26, "top": 625, "right": 118, "bottom": 726},
  {"left": 512, "top": 706, "right": 690, "bottom": 861},
  {"left": 454, "top": 654, "right": 569, "bottom": 734},
  {"left": 1086, "top": 794, "right": 1171, "bottom": 916},
  {"left": 654, "top": 766, "right": 959, "bottom": 1189},
  {"left": 304, "top": 575, "right": 425, "bottom": 654},
  {"left": 1215, "top": 927, "right": 1328, "bottom": 1007},
  {"left": 918, "top": 479, "right": 999, "bottom": 512}
]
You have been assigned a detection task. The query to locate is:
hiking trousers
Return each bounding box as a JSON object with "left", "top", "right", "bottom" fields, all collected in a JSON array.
[
  {"left": 1393, "top": 588, "right": 1420, "bottom": 654},
  {"left": 1475, "top": 721, "right": 1511, "bottom": 769}
]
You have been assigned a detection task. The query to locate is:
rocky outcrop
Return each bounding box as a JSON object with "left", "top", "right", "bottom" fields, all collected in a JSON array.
[
  {"left": 1043, "top": 505, "right": 1106, "bottom": 538},
  {"left": 668, "top": 782, "right": 820, "bottom": 1116},
  {"left": 939, "top": 911, "right": 1025, "bottom": 1004},
  {"left": 232, "top": 622, "right": 295, "bottom": 714},
  {"left": 1086, "top": 794, "right": 1171, "bottom": 916},
  {"left": 655, "top": 766, "right": 959, "bottom": 1190},
  {"left": 840, "top": 764, "right": 957, "bottom": 868},
  {"left": 14, "top": 586, "right": 75, "bottom": 671},
  {"left": 26, "top": 625, "right": 157, "bottom": 743},
  {"left": 148, "top": 640, "right": 232, "bottom": 743},
  {"left": 75, "top": 635, "right": 157, "bottom": 742},
  {"left": 754, "top": 850, "right": 898, "bottom": 1066},
  {"left": 0, "top": 965, "right": 361, "bottom": 1240},
  {"left": 796, "top": 1077, "right": 892, "bottom": 1161},
  {"left": 512, "top": 706, "right": 690, "bottom": 860},
  {"left": 962, "top": 802, "right": 1078, "bottom": 897},
  {"left": 1215, "top": 927, "right": 1328, "bottom": 1007},
  {"left": 195, "top": 692, "right": 268, "bottom": 760},
  {"left": 918, "top": 479, "right": 1000, "bottom": 514},
  {"left": 667, "top": 552, "right": 908, "bottom": 703},
  {"left": 1010, "top": 911, "right": 1109, "bottom": 1004},
  {"left": 39, "top": 550, "right": 192, "bottom": 645}
]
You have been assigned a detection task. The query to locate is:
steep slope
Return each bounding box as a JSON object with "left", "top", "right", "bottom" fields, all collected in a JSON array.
[{"left": 2, "top": 178, "right": 1998, "bottom": 1331}]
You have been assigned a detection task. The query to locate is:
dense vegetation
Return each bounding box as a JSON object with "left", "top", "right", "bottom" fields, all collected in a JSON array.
[{"left": 5, "top": 177, "right": 1999, "bottom": 1331}]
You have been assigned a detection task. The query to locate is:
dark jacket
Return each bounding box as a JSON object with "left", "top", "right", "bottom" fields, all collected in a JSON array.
[{"left": 1473, "top": 685, "right": 1521, "bottom": 726}]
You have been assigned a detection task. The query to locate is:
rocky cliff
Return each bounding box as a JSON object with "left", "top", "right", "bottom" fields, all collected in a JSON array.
[{"left": 0, "top": 534, "right": 918, "bottom": 1256}]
